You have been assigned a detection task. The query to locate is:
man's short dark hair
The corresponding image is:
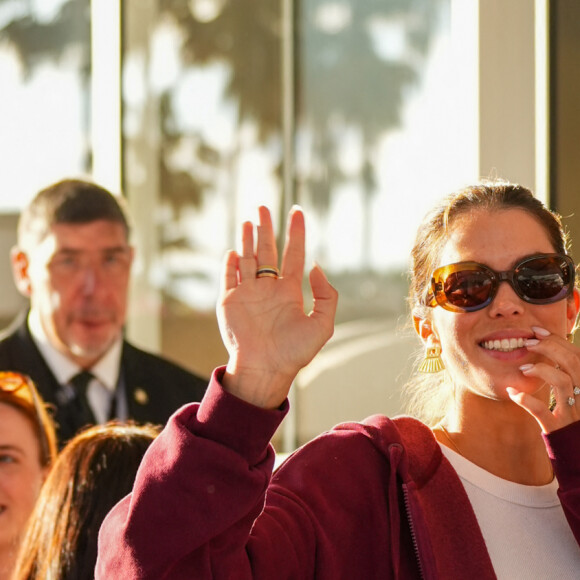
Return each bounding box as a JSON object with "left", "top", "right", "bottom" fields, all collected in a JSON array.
[{"left": 18, "top": 179, "right": 131, "bottom": 251}]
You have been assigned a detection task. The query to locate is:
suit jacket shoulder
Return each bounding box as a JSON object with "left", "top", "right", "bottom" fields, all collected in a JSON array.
[
  {"left": 0, "top": 316, "right": 208, "bottom": 438},
  {"left": 0, "top": 316, "right": 63, "bottom": 403},
  {"left": 121, "top": 340, "right": 208, "bottom": 426}
]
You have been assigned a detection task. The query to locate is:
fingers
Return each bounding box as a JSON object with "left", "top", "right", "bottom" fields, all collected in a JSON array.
[
  {"left": 526, "top": 326, "right": 580, "bottom": 373},
  {"left": 281, "top": 206, "right": 305, "bottom": 281},
  {"left": 507, "top": 383, "right": 578, "bottom": 433},
  {"left": 222, "top": 250, "right": 240, "bottom": 292},
  {"left": 256, "top": 205, "right": 278, "bottom": 268},
  {"left": 506, "top": 387, "right": 557, "bottom": 433},
  {"left": 234, "top": 206, "right": 295, "bottom": 283},
  {"left": 515, "top": 325, "right": 580, "bottom": 431},
  {"left": 524, "top": 326, "right": 580, "bottom": 397},
  {"left": 224, "top": 205, "right": 321, "bottom": 301},
  {"left": 238, "top": 220, "right": 256, "bottom": 282}
]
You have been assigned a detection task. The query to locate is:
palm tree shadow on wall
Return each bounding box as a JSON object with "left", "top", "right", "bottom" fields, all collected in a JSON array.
[
  {"left": 1, "top": 0, "right": 444, "bottom": 321},
  {"left": 0, "top": 0, "right": 91, "bottom": 169},
  {"left": 153, "top": 0, "right": 444, "bottom": 320}
]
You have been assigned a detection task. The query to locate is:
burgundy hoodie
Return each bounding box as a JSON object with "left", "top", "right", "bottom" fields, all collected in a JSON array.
[{"left": 96, "top": 367, "right": 580, "bottom": 579}]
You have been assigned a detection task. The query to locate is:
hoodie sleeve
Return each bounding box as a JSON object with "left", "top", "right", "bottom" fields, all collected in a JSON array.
[
  {"left": 544, "top": 420, "right": 580, "bottom": 546},
  {"left": 95, "top": 367, "right": 288, "bottom": 579},
  {"left": 95, "top": 369, "right": 403, "bottom": 580}
]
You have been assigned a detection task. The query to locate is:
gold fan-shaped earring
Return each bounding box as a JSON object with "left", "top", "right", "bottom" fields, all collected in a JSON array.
[{"left": 419, "top": 343, "right": 445, "bottom": 374}]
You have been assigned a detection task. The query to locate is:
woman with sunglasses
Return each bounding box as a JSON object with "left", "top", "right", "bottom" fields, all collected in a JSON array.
[
  {"left": 0, "top": 372, "right": 57, "bottom": 580},
  {"left": 97, "top": 181, "right": 580, "bottom": 578}
]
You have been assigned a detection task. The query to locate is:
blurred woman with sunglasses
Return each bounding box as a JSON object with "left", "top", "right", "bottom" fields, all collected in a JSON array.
[
  {"left": 12, "top": 422, "right": 158, "bottom": 580},
  {"left": 97, "top": 181, "right": 580, "bottom": 578},
  {"left": 0, "top": 372, "right": 56, "bottom": 580}
]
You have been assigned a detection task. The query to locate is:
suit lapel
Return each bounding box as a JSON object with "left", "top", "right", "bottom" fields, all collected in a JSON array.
[
  {"left": 1, "top": 317, "right": 81, "bottom": 443},
  {"left": 12, "top": 319, "right": 63, "bottom": 406},
  {"left": 120, "top": 341, "right": 154, "bottom": 423}
]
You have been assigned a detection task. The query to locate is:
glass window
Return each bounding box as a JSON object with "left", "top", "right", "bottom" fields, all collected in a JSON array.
[
  {"left": 123, "top": 0, "right": 285, "bottom": 376},
  {"left": 123, "top": 0, "right": 473, "bottom": 365},
  {"left": 298, "top": 0, "right": 474, "bottom": 323},
  {"left": 0, "top": 0, "right": 91, "bottom": 210}
]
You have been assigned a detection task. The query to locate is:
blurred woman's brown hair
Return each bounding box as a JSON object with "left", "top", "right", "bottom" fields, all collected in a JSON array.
[{"left": 12, "top": 422, "right": 159, "bottom": 580}]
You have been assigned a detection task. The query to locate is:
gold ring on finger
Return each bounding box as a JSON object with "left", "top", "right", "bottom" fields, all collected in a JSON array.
[{"left": 256, "top": 265, "right": 279, "bottom": 279}]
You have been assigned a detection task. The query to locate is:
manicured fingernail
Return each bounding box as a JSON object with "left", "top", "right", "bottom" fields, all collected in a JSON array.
[
  {"left": 531, "top": 326, "right": 551, "bottom": 337},
  {"left": 505, "top": 386, "right": 519, "bottom": 397},
  {"left": 525, "top": 339, "right": 540, "bottom": 346},
  {"left": 519, "top": 364, "right": 534, "bottom": 372}
]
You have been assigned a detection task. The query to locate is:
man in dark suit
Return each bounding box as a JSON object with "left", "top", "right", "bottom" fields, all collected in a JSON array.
[{"left": 0, "top": 178, "right": 207, "bottom": 444}]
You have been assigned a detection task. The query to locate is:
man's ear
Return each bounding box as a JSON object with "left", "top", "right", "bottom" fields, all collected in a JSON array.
[{"left": 10, "top": 247, "right": 32, "bottom": 297}]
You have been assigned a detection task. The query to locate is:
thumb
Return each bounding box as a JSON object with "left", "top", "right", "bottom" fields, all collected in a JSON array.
[
  {"left": 506, "top": 387, "right": 555, "bottom": 433},
  {"left": 308, "top": 263, "right": 338, "bottom": 331}
]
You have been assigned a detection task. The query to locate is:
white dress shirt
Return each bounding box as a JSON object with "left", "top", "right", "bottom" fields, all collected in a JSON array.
[{"left": 28, "top": 309, "right": 126, "bottom": 423}]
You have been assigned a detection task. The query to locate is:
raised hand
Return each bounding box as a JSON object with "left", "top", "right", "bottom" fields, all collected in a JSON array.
[{"left": 217, "top": 206, "right": 338, "bottom": 409}]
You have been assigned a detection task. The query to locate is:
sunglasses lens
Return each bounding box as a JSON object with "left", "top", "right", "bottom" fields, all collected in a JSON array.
[
  {"left": 0, "top": 372, "right": 32, "bottom": 401},
  {"left": 441, "top": 268, "right": 494, "bottom": 310},
  {"left": 431, "top": 254, "right": 575, "bottom": 312},
  {"left": 516, "top": 256, "right": 572, "bottom": 302}
]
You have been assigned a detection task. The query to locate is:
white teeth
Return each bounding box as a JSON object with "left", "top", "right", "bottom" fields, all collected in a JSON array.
[{"left": 482, "top": 337, "right": 526, "bottom": 352}]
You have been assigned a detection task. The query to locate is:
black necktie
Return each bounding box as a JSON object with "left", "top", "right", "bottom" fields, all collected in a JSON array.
[
  {"left": 70, "top": 370, "right": 96, "bottom": 429},
  {"left": 108, "top": 394, "right": 117, "bottom": 421}
]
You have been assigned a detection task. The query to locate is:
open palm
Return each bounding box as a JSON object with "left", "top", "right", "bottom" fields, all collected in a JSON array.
[{"left": 217, "top": 206, "right": 337, "bottom": 409}]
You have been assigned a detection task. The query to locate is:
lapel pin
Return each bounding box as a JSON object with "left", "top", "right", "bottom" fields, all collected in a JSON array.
[{"left": 133, "top": 388, "right": 149, "bottom": 405}]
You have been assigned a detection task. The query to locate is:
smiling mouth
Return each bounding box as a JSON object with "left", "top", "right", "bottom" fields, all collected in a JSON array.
[
  {"left": 77, "top": 319, "right": 110, "bottom": 327},
  {"left": 481, "top": 337, "right": 527, "bottom": 352}
]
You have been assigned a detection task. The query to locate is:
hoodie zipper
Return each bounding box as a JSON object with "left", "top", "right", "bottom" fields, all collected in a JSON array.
[{"left": 402, "top": 484, "right": 426, "bottom": 580}]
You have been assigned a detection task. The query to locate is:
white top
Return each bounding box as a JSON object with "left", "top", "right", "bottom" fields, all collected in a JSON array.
[
  {"left": 440, "top": 444, "right": 580, "bottom": 579},
  {"left": 28, "top": 309, "right": 126, "bottom": 422}
]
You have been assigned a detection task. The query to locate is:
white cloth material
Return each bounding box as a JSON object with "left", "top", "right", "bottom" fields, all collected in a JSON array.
[
  {"left": 28, "top": 309, "right": 126, "bottom": 423},
  {"left": 440, "top": 444, "right": 580, "bottom": 579}
]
